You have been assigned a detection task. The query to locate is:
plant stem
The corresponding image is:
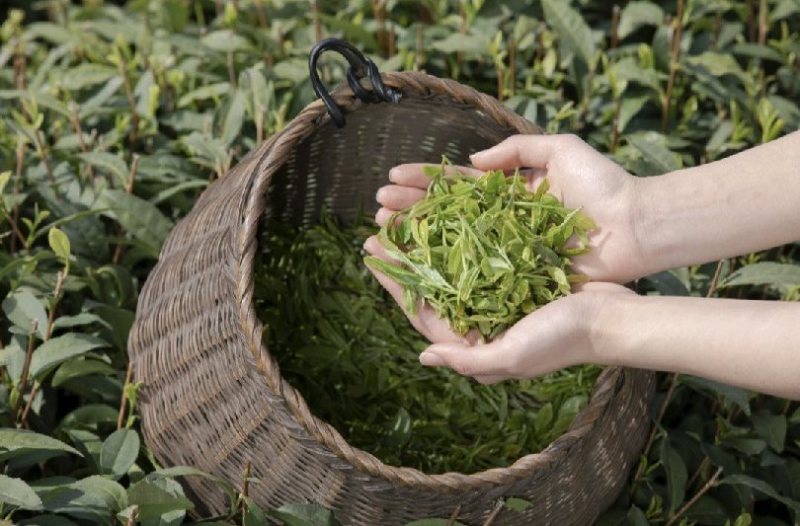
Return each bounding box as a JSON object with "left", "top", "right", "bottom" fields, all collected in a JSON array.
[
  {"left": 446, "top": 504, "right": 462, "bottom": 526},
  {"left": 240, "top": 460, "right": 252, "bottom": 519},
  {"left": 508, "top": 35, "right": 516, "bottom": 97},
  {"left": 255, "top": 103, "right": 264, "bottom": 144},
  {"left": 118, "top": 57, "right": 140, "bottom": 148},
  {"left": 758, "top": 0, "right": 768, "bottom": 46},
  {"left": 666, "top": 467, "right": 723, "bottom": 526},
  {"left": 13, "top": 42, "right": 27, "bottom": 90},
  {"left": 312, "top": 0, "right": 323, "bottom": 42},
  {"left": 15, "top": 320, "right": 38, "bottom": 424},
  {"left": 5, "top": 140, "right": 27, "bottom": 252},
  {"left": 45, "top": 270, "right": 66, "bottom": 341},
  {"left": 33, "top": 128, "right": 55, "bottom": 183},
  {"left": 746, "top": 0, "right": 757, "bottom": 41},
  {"left": 253, "top": 0, "right": 268, "bottom": 29},
  {"left": 661, "top": 0, "right": 684, "bottom": 132},
  {"left": 371, "top": 0, "right": 388, "bottom": 56},
  {"left": 416, "top": 24, "right": 425, "bottom": 71},
  {"left": 227, "top": 51, "right": 238, "bottom": 89},
  {"left": 116, "top": 362, "right": 134, "bottom": 429},
  {"left": 69, "top": 104, "right": 95, "bottom": 182},
  {"left": 610, "top": 98, "right": 621, "bottom": 152},
  {"left": 19, "top": 383, "right": 39, "bottom": 429},
  {"left": 610, "top": 4, "right": 620, "bottom": 49},
  {"left": 686, "top": 455, "right": 711, "bottom": 490},
  {"left": 112, "top": 154, "right": 140, "bottom": 264},
  {"left": 481, "top": 500, "right": 504, "bottom": 526}
]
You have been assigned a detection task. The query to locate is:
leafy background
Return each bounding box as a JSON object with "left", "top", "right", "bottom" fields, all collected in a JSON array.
[{"left": 1, "top": 0, "right": 799, "bottom": 525}]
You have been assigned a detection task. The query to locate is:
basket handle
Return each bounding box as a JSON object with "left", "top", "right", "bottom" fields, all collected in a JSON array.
[{"left": 308, "top": 38, "right": 401, "bottom": 128}]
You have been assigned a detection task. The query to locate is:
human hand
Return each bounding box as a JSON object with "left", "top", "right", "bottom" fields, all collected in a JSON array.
[
  {"left": 415, "top": 282, "right": 634, "bottom": 384},
  {"left": 374, "top": 134, "right": 647, "bottom": 284},
  {"left": 363, "top": 235, "right": 479, "bottom": 346}
]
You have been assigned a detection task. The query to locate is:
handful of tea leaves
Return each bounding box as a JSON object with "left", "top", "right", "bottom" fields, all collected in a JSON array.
[
  {"left": 365, "top": 164, "right": 596, "bottom": 340},
  {"left": 254, "top": 213, "right": 600, "bottom": 474}
]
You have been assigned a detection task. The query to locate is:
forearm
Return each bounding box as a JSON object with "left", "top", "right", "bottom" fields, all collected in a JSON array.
[
  {"left": 591, "top": 294, "right": 800, "bottom": 400},
  {"left": 635, "top": 131, "right": 800, "bottom": 275}
]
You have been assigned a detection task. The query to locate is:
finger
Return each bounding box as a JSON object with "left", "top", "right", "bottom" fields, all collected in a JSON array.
[
  {"left": 374, "top": 207, "right": 403, "bottom": 227},
  {"left": 419, "top": 341, "right": 508, "bottom": 377},
  {"left": 470, "top": 134, "right": 581, "bottom": 171},
  {"left": 363, "top": 235, "right": 399, "bottom": 263},
  {"left": 473, "top": 375, "right": 508, "bottom": 385},
  {"left": 376, "top": 185, "right": 426, "bottom": 210},
  {"left": 364, "top": 236, "right": 440, "bottom": 340},
  {"left": 389, "top": 163, "right": 484, "bottom": 188},
  {"left": 518, "top": 167, "right": 548, "bottom": 193}
]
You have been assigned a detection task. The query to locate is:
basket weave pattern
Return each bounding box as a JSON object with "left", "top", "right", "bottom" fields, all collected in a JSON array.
[{"left": 129, "top": 71, "right": 656, "bottom": 525}]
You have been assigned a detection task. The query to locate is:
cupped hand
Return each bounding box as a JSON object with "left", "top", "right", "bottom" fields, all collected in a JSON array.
[
  {"left": 363, "top": 235, "right": 480, "bottom": 346},
  {"left": 365, "top": 133, "right": 644, "bottom": 376},
  {"left": 416, "top": 282, "right": 633, "bottom": 384},
  {"left": 374, "top": 134, "right": 647, "bottom": 284}
]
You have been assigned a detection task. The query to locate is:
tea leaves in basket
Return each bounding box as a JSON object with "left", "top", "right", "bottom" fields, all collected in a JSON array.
[{"left": 253, "top": 212, "right": 600, "bottom": 474}]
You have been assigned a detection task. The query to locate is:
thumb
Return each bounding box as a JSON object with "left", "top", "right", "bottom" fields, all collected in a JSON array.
[
  {"left": 420, "top": 340, "right": 509, "bottom": 378},
  {"left": 470, "top": 134, "right": 561, "bottom": 171}
]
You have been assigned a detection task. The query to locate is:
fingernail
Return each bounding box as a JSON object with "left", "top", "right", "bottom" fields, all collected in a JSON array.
[
  {"left": 470, "top": 146, "right": 494, "bottom": 160},
  {"left": 388, "top": 167, "right": 399, "bottom": 181},
  {"left": 419, "top": 352, "right": 445, "bottom": 367}
]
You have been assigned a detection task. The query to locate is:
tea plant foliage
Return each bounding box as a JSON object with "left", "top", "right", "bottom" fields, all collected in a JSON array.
[{"left": 0, "top": 1, "right": 798, "bottom": 525}]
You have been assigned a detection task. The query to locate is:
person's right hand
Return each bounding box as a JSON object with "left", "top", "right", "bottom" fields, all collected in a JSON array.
[{"left": 373, "top": 134, "right": 648, "bottom": 284}]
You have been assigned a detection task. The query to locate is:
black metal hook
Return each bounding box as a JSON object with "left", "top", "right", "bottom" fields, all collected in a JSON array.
[{"left": 308, "top": 38, "right": 401, "bottom": 128}]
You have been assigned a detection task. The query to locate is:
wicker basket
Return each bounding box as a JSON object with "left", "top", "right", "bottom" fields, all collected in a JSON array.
[{"left": 129, "top": 41, "right": 656, "bottom": 526}]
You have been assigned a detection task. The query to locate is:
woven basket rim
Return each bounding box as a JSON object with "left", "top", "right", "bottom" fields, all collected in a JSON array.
[{"left": 235, "top": 70, "right": 627, "bottom": 491}]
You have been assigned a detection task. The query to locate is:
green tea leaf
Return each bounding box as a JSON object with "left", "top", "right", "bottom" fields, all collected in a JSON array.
[
  {"left": 96, "top": 189, "right": 173, "bottom": 255},
  {"left": 721, "top": 262, "right": 800, "bottom": 291},
  {"left": 0, "top": 429, "right": 82, "bottom": 461},
  {"left": 0, "top": 475, "right": 43, "bottom": 510},
  {"left": 99, "top": 429, "right": 140, "bottom": 479},
  {"left": 2, "top": 288, "right": 48, "bottom": 338},
  {"left": 542, "top": 0, "right": 596, "bottom": 68},
  {"left": 29, "top": 333, "right": 108, "bottom": 380},
  {"left": 618, "top": 1, "right": 664, "bottom": 39},
  {"left": 661, "top": 441, "right": 688, "bottom": 513},
  {"left": 720, "top": 474, "right": 800, "bottom": 513},
  {"left": 504, "top": 497, "right": 532, "bottom": 511},
  {"left": 751, "top": 411, "right": 787, "bottom": 453},
  {"left": 267, "top": 503, "right": 339, "bottom": 526},
  {"left": 48, "top": 227, "right": 71, "bottom": 265}
]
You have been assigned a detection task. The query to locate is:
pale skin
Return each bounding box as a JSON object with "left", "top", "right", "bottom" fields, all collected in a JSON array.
[{"left": 364, "top": 131, "right": 800, "bottom": 401}]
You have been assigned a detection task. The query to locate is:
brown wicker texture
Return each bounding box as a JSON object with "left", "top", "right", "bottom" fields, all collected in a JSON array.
[{"left": 129, "top": 71, "right": 656, "bottom": 526}]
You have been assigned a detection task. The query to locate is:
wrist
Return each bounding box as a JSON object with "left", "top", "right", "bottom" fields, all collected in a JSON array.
[{"left": 585, "top": 290, "right": 641, "bottom": 367}]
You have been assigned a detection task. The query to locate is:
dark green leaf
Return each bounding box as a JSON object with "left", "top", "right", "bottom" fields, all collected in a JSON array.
[
  {"left": 752, "top": 411, "right": 787, "bottom": 453},
  {"left": 29, "top": 333, "right": 108, "bottom": 380},
  {"left": 0, "top": 429, "right": 82, "bottom": 461},
  {"left": 721, "top": 262, "right": 800, "bottom": 291},
  {"left": 99, "top": 429, "right": 140, "bottom": 479},
  {"left": 542, "top": 0, "right": 596, "bottom": 67},
  {"left": 0, "top": 475, "right": 43, "bottom": 510},
  {"left": 267, "top": 503, "right": 339, "bottom": 526},
  {"left": 3, "top": 288, "right": 48, "bottom": 338},
  {"left": 96, "top": 190, "right": 173, "bottom": 255}
]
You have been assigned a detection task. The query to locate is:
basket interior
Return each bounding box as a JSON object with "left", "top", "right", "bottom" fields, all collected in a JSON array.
[{"left": 267, "top": 94, "right": 518, "bottom": 226}]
